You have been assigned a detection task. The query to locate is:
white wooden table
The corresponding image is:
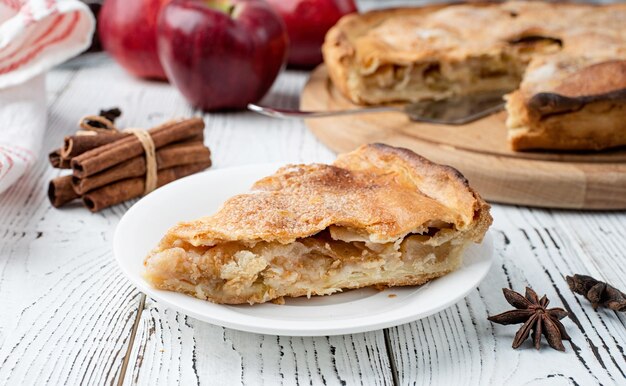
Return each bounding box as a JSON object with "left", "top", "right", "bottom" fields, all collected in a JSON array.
[{"left": 2, "top": 12, "right": 626, "bottom": 386}]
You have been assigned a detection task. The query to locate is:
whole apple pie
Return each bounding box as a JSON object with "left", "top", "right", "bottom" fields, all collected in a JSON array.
[
  {"left": 322, "top": 1, "right": 626, "bottom": 151},
  {"left": 144, "top": 144, "right": 491, "bottom": 305}
]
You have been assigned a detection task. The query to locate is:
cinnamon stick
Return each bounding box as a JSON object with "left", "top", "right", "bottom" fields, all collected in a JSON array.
[
  {"left": 62, "top": 132, "right": 129, "bottom": 159},
  {"left": 72, "top": 141, "right": 211, "bottom": 194},
  {"left": 82, "top": 161, "right": 212, "bottom": 212},
  {"left": 72, "top": 118, "right": 205, "bottom": 178},
  {"left": 49, "top": 150, "right": 71, "bottom": 169},
  {"left": 60, "top": 132, "right": 203, "bottom": 162},
  {"left": 48, "top": 175, "right": 79, "bottom": 207}
]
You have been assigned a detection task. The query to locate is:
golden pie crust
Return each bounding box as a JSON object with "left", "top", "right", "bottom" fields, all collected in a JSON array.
[
  {"left": 322, "top": 1, "right": 626, "bottom": 151},
  {"left": 143, "top": 144, "right": 492, "bottom": 304}
]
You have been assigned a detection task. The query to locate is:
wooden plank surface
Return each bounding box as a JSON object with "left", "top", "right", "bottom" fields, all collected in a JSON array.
[
  {"left": 0, "top": 65, "right": 140, "bottom": 386},
  {"left": 387, "top": 205, "right": 626, "bottom": 385},
  {"left": 0, "top": 55, "right": 395, "bottom": 386},
  {"left": 0, "top": 2, "right": 625, "bottom": 383},
  {"left": 123, "top": 298, "right": 393, "bottom": 386},
  {"left": 0, "top": 66, "right": 142, "bottom": 384},
  {"left": 0, "top": 226, "right": 141, "bottom": 385}
]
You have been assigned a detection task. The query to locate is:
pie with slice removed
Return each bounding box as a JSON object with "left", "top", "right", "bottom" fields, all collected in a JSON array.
[
  {"left": 144, "top": 144, "right": 492, "bottom": 305},
  {"left": 322, "top": 1, "right": 626, "bottom": 151}
]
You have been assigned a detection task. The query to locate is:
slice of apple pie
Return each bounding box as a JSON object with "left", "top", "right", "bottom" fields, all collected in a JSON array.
[{"left": 144, "top": 144, "right": 491, "bottom": 305}]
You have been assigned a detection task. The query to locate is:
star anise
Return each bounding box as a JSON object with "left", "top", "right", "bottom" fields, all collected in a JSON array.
[
  {"left": 98, "top": 107, "right": 122, "bottom": 124},
  {"left": 566, "top": 274, "right": 626, "bottom": 312},
  {"left": 488, "top": 287, "right": 570, "bottom": 351}
]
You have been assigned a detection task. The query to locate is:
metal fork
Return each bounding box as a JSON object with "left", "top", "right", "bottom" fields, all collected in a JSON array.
[{"left": 248, "top": 89, "right": 509, "bottom": 125}]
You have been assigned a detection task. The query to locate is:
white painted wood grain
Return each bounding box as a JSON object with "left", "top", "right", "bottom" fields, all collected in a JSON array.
[
  {"left": 0, "top": 225, "right": 140, "bottom": 385},
  {"left": 123, "top": 298, "right": 393, "bottom": 386},
  {"left": 388, "top": 205, "right": 626, "bottom": 385},
  {"left": 0, "top": 56, "right": 385, "bottom": 386},
  {"left": 0, "top": 66, "right": 141, "bottom": 386}
]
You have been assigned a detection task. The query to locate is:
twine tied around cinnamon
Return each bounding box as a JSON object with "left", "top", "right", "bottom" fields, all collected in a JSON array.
[
  {"left": 76, "top": 114, "right": 158, "bottom": 195},
  {"left": 124, "top": 128, "right": 157, "bottom": 195}
]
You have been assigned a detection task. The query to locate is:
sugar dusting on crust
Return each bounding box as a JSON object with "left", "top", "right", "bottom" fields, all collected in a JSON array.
[{"left": 161, "top": 144, "right": 491, "bottom": 248}]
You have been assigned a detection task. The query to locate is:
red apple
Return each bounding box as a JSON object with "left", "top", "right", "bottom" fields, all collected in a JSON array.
[
  {"left": 99, "top": 0, "right": 171, "bottom": 80},
  {"left": 157, "top": 0, "right": 288, "bottom": 111},
  {"left": 266, "top": 0, "right": 357, "bottom": 68}
]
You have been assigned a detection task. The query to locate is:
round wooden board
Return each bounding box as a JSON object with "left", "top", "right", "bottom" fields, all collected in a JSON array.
[{"left": 301, "top": 65, "right": 626, "bottom": 209}]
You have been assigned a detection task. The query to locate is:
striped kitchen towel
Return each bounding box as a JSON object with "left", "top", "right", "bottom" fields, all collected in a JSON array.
[{"left": 0, "top": 0, "right": 94, "bottom": 194}]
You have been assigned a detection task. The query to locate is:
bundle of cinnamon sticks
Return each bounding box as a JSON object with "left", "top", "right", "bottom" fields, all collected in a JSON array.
[{"left": 48, "top": 110, "right": 211, "bottom": 212}]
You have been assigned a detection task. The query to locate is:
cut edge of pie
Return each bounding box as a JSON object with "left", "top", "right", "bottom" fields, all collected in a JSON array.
[
  {"left": 506, "top": 60, "right": 626, "bottom": 151},
  {"left": 322, "top": 2, "right": 626, "bottom": 151},
  {"left": 143, "top": 144, "right": 492, "bottom": 305}
]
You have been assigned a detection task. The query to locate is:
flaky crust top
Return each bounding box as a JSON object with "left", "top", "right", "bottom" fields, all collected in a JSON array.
[
  {"left": 326, "top": 1, "right": 626, "bottom": 65},
  {"left": 160, "top": 144, "right": 491, "bottom": 248}
]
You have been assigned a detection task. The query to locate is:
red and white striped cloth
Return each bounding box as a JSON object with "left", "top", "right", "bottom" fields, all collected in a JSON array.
[{"left": 0, "top": 0, "right": 94, "bottom": 194}]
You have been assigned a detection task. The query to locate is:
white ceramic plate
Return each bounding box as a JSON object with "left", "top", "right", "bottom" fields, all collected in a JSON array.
[{"left": 114, "top": 163, "right": 494, "bottom": 336}]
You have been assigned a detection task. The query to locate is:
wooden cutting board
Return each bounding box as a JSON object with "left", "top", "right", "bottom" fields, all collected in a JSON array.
[{"left": 301, "top": 65, "right": 626, "bottom": 209}]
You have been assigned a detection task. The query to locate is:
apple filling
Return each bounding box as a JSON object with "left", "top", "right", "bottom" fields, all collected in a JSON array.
[
  {"left": 144, "top": 223, "right": 468, "bottom": 305},
  {"left": 349, "top": 36, "right": 562, "bottom": 105}
]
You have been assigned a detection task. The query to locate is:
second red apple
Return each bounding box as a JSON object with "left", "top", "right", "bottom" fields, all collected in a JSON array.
[
  {"left": 99, "top": 0, "right": 171, "bottom": 80},
  {"left": 266, "top": 0, "right": 357, "bottom": 68}
]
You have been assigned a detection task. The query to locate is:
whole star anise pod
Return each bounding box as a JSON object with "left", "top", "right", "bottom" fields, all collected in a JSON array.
[
  {"left": 566, "top": 274, "right": 626, "bottom": 312},
  {"left": 488, "top": 287, "right": 571, "bottom": 351}
]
